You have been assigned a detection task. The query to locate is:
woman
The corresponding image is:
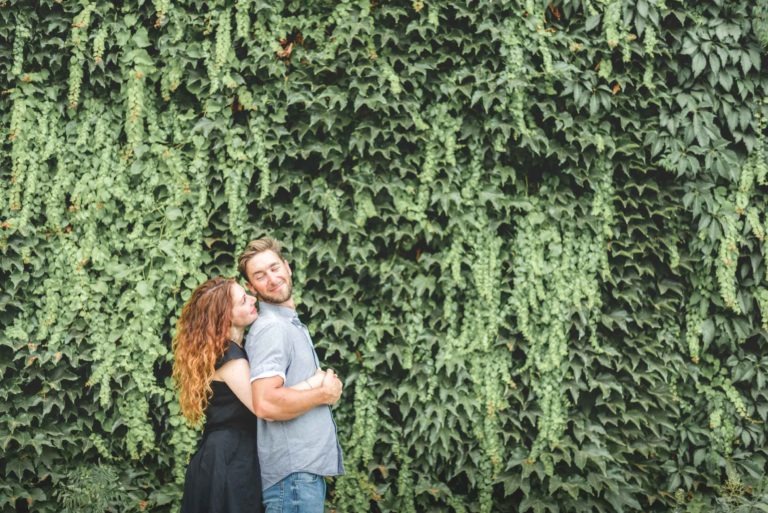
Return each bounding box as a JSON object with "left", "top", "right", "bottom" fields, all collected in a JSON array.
[{"left": 173, "top": 277, "right": 325, "bottom": 513}]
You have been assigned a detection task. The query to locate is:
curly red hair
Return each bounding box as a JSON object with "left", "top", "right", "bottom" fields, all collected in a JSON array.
[{"left": 172, "top": 277, "right": 236, "bottom": 425}]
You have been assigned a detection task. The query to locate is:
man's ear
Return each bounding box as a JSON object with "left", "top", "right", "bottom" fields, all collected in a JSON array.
[{"left": 284, "top": 259, "right": 292, "bottom": 277}]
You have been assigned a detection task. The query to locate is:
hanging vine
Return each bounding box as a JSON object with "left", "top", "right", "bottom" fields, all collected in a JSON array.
[
  {"left": 499, "top": 18, "right": 529, "bottom": 139},
  {"left": 511, "top": 169, "right": 614, "bottom": 470},
  {"left": 333, "top": 364, "right": 380, "bottom": 511},
  {"left": 67, "top": 4, "right": 96, "bottom": 110}
]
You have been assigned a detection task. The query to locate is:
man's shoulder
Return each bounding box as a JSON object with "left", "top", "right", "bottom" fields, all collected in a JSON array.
[
  {"left": 249, "top": 314, "right": 291, "bottom": 334},
  {"left": 245, "top": 315, "right": 292, "bottom": 348}
]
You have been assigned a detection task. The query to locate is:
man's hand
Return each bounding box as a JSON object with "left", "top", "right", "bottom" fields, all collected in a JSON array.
[{"left": 319, "top": 369, "right": 343, "bottom": 405}]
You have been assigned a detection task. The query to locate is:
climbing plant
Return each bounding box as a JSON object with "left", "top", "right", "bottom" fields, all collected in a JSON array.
[{"left": 1, "top": 1, "right": 767, "bottom": 512}]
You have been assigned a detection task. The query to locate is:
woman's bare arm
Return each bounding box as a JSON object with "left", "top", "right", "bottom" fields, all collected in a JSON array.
[{"left": 214, "top": 362, "right": 328, "bottom": 413}]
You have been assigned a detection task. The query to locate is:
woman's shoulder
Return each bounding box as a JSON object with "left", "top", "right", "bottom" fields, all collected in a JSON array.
[{"left": 214, "top": 341, "right": 248, "bottom": 369}]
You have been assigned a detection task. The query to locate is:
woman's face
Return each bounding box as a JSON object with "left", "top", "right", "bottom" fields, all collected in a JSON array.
[{"left": 230, "top": 283, "right": 258, "bottom": 328}]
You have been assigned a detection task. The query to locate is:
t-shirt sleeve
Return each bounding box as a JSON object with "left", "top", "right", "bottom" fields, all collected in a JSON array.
[
  {"left": 215, "top": 341, "right": 247, "bottom": 370},
  {"left": 244, "top": 323, "right": 291, "bottom": 383}
]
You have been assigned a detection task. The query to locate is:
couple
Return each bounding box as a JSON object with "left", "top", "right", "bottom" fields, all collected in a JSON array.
[{"left": 173, "top": 237, "right": 345, "bottom": 513}]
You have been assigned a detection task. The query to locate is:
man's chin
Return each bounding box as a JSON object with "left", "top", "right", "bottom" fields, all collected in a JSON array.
[{"left": 262, "top": 291, "right": 292, "bottom": 305}]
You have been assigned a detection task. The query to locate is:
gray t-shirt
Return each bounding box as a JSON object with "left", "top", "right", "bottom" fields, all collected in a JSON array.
[{"left": 245, "top": 302, "right": 344, "bottom": 490}]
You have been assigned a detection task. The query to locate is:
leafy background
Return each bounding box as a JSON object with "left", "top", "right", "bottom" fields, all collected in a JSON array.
[{"left": 1, "top": 0, "right": 768, "bottom": 512}]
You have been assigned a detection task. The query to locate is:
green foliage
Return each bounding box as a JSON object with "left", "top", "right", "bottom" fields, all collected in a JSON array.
[
  {"left": 54, "top": 463, "right": 134, "bottom": 513},
  {"left": 1, "top": 1, "right": 767, "bottom": 512}
]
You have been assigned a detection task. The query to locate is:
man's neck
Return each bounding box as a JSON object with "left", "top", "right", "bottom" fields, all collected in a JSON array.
[{"left": 265, "top": 299, "right": 295, "bottom": 310}]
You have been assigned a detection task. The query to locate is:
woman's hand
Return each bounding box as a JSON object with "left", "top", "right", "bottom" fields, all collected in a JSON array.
[{"left": 304, "top": 368, "right": 327, "bottom": 389}]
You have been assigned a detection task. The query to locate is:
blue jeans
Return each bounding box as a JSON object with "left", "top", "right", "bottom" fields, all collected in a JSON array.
[{"left": 263, "top": 472, "right": 326, "bottom": 513}]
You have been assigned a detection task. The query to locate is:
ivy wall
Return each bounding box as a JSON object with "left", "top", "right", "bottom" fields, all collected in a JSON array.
[{"left": 1, "top": 0, "right": 768, "bottom": 512}]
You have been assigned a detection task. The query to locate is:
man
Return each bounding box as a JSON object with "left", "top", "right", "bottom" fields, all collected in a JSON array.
[{"left": 238, "top": 237, "right": 344, "bottom": 513}]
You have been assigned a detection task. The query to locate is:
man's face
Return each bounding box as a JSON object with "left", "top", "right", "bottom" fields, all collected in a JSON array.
[{"left": 244, "top": 250, "right": 293, "bottom": 305}]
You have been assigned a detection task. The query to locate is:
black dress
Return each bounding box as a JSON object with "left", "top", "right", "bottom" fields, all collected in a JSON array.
[{"left": 181, "top": 341, "right": 262, "bottom": 513}]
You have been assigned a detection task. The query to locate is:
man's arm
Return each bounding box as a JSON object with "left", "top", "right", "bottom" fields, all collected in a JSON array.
[
  {"left": 252, "top": 370, "right": 342, "bottom": 421},
  {"left": 215, "top": 363, "right": 328, "bottom": 416}
]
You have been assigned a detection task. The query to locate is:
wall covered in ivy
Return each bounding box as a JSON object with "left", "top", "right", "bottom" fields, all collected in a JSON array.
[{"left": 1, "top": 0, "right": 767, "bottom": 511}]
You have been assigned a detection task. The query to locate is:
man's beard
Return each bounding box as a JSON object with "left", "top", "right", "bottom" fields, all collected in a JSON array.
[{"left": 259, "top": 278, "right": 293, "bottom": 304}]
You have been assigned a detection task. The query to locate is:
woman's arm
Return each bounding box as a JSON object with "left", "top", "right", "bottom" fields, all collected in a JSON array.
[
  {"left": 215, "top": 359, "right": 256, "bottom": 414},
  {"left": 292, "top": 368, "right": 327, "bottom": 390},
  {"left": 214, "top": 361, "right": 327, "bottom": 413},
  {"left": 251, "top": 371, "right": 342, "bottom": 421}
]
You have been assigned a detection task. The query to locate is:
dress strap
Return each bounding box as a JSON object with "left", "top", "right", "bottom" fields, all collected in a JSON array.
[{"left": 214, "top": 341, "right": 248, "bottom": 370}]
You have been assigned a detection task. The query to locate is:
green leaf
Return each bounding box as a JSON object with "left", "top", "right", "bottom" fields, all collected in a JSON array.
[
  {"left": 132, "top": 28, "right": 151, "bottom": 48},
  {"left": 692, "top": 53, "right": 707, "bottom": 76}
]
